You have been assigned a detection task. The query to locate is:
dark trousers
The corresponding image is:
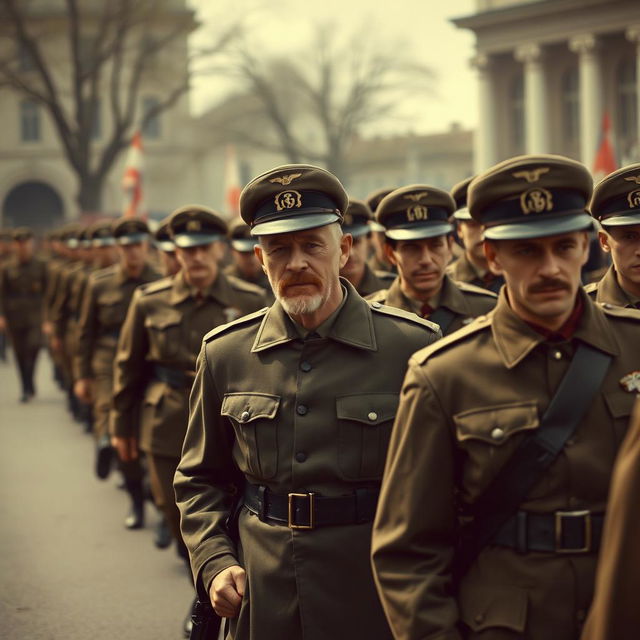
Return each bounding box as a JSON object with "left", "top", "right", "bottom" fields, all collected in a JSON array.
[{"left": 7, "top": 324, "right": 41, "bottom": 394}]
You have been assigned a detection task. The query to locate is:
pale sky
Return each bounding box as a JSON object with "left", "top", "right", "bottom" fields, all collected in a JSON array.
[{"left": 188, "top": 0, "right": 478, "bottom": 135}]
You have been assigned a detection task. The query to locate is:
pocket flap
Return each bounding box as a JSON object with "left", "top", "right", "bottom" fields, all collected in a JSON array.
[
  {"left": 454, "top": 401, "right": 538, "bottom": 445},
  {"left": 605, "top": 390, "right": 636, "bottom": 418},
  {"left": 145, "top": 310, "right": 182, "bottom": 330},
  {"left": 336, "top": 393, "right": 399, "bottom": 426},
  {"left": 221, "top": 393, "right": 281, "bottom": 423},
  {"left": 459, "top": 582, "right": 528, "bottom": 633}
]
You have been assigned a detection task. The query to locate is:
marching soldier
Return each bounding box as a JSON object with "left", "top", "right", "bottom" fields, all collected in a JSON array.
[
  {"left": 111, "top": 206, "right": 266, "bottom": 637},
  {"left": 371, "top": 155, "right": 640, "bottom": 640},
  {"left": 153, "top": 217, "right": 181, "bottom": 277},
  {"left": 339, "top": 199, "right": 395, "bottom": 296},
  {"left": 0, "top": 227, "right": 48, "bottom": 401},
  {"left": 446, "top": 176, "right": 505, "bottom": 293},
  {"left": 174, "top": 165, "right": 441, "bottom": 640},
  {"left": 585, "top": 163, "right": 640, "bottom": 308},
  {"left": 74, "top": 217, "right": 161, "bottom": 530},
  {"left": 367, "top": 185, "right": 497, "bottom": 335}
]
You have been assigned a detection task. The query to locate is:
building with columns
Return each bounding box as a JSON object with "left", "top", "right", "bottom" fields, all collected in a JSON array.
[{"left": 454, "top": 0, "right": 640, "bottom": 173}]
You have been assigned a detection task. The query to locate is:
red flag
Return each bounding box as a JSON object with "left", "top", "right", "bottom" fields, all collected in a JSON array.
[
  {"left": 593, "top": 113, "right": 616, "bottom": 182},
  {"left": 224, "top": 144, "right": 241, "bottom": 217},
  {"left": 122, "top": 131, "right": 144, "bottom": 218}
]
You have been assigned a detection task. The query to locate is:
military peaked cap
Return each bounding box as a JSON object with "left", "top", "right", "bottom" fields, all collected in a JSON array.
[
  {"left": 228, "top": 218, "right": 258, "bottom": 252},
  {"left": 90, "top": 221, "right": 117, "bottom": 247},
  {"left": 153, "top": 216, "right": 176, "bottom": 252},
  {"left": 168, "top": 205, "right": 227, "bottom": 249},
  {"left": 590, "top": 163, "right": 640, "bottom": 227},
  {"left": 112, "top": 217, "right": 149, "bottom": 245},
  {"left": 451, "top": 176, "right": 474, "bottom": 221},
  {"left": 343, "top": 200, "right": 373, "bottom": 238}
]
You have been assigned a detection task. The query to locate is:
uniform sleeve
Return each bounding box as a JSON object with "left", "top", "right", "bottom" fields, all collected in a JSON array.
[
  {"left": 371, "top": 360, "right": 462, "bottom": 640},
  {"left": 74, "top": 278, "right": 99, "bottom": 380},
  {"left": 174, "top": 345, "right": 244, "bottom": 597},
  {"left": 110, "top": 289, "right": 150, "bottom": 438},
  {"left": 50, "top": 271, "right": 71, "bottom": 340}
]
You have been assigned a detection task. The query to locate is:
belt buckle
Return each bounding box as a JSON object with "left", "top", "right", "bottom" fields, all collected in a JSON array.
[
  {"left": 288, "top": 492, "right": 315, "bottom": 530},
  {"left": 555, "top": 510, "right": 592, "bottom": 553}
]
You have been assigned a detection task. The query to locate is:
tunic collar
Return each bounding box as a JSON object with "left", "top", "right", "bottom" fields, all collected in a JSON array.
[
  {"left": 595, "top": 266, "right": 640, "bottom": 309},
  {"left": 169, "top": 269, "right": 234, "bottom": 307}
]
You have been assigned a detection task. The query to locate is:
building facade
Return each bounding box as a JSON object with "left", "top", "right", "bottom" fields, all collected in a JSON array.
[{"left": 455, "top": 0, "right": 640, "bottom": 173}]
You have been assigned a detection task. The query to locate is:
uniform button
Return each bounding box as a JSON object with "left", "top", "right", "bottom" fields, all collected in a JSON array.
[
  {"left": 295, "top": 452, "right": 307, "bottom": 463},
  {"left": 296, "top": 404, "right": 308, "bottom": 416},
  {"left": 240, "top": 411, "right": 250, "bottom": 423},
  {"left": 474, "top": 613, "right": 485, "bottom": 624},
  {"left": 491, "top": 427, "right": 505, "bottom": 442},
  {"left": 368, "top": 411, "right": 378, "bottom": 421},
  {"left": 552, "top": 350, "right": 562, "bottom": 360},
  {"left": 300, "top": 361, "right": 312, "bottom": 372},
  {"left": 371, "top": 302, "right": 382, "bottom": 309}
]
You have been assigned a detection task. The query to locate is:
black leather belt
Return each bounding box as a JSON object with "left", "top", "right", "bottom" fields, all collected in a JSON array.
[
  {"left": 491, "top": 510, "right": 604, "bottom": 554},
  {"left": 153, "top": 365, "right": 194, "bottom": 389},
  {"left": 244, "top": 483, "right": 379, "bottom": 530}
]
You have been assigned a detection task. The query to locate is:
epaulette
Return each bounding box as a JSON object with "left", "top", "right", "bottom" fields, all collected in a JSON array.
[
  {"left": 368, "top": 301, "right": 440, "bottom": 333},
  {"left": 366, "top": 289, "right": 388, "bottom": 303},
  {"left": 456, "top": 280, "right": 498, "bottom": 298},
  {"left": 225, "top": 274, "right": 266, "bottom": 296},
  {"left": 583, "top": 282, "right": 598, "bottom": 297},
  {"left": 139, "top": 276, "right": 173, "bottom": 296},
  {"left": 203, "top": 307, "right": 269, "bottom": 343},
  {"left": 412, "top": 312, "right": 493, "bottom": 365},
  {"left": 598, "top": 302, "right": 640, "bottom": 320}
]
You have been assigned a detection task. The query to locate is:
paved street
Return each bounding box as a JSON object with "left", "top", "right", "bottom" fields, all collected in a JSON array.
[{"left": 0, "top": 352, "right": 194, "bottom": 640}]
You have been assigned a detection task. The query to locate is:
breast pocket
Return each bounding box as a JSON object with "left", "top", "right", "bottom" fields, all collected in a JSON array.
[
  {"left": 336, "top": 393, "right": 399, "bottom": 480},
  {"left": 604, "top": 389, "right": 637, "bottom": 445},
  {"left": 221, "top": 393, "right": 281, "bottom": 479},
  {"left": 454, "top": 401, "right": 539, "bottom": 495},
  {"left": 145, "top": 310, "right": 183, "bottom": 360}
]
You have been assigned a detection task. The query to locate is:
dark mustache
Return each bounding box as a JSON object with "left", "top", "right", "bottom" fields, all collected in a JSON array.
[{"left": 528, "top": 278, "right": 571, "bottom": 294}]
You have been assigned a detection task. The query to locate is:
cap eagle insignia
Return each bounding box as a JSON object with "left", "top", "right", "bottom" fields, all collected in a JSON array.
[
  {"left": 623, "top": 175, "right": 640, "bottom": 185},
  {"left": 269, "top": 173, "right": 303, "bottom": 186},
  {"left": 512, "top": 168, "right": 550, "bottom": 183},
  {"left": 404, "top": 192, "right": 429, "bottom": 202}
]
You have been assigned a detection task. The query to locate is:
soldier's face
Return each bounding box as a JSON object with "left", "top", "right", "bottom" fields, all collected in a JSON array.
[
  {"left": 95, "top": 245, "right": 118, "bottom": 268},
  {"left": 160, "top": 250, "right": 181, "bottom": 276},
  {"left": 458, "top": 220, "right": 485, "bottom": 263},
  {"left": 486, "top": 232, "right": 589, "bottom": 326},
  {"left": 385, "top": 235, "right": 452, "bottom": 298},
  {"left": 256, "top": 224, "right": 351, "bottom": 316},
  {"left": 13, "top": 238, "right": 34, "bottom": 262},
  {"left": 176, "top": 241, "right": 225, "bottom": 284},
  {"left": 340, "top": 234, "right": 369, "bottom": 279},
  {"left": 599, "top": 225, "right": 640, "bottom": 294},
  {"left": 118, "top": 241, "right": 148, "bottom": 271},
  {"left": 233, "top": 249, "right": 262, "bottom": 279}
]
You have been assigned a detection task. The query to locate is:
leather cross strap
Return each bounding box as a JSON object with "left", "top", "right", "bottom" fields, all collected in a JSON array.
[
  {"left": 457, "top": 342, "right": 612, "bottom": 573},
  {"left": 427, "top": 307, "right": 457, "bottom": 334}
]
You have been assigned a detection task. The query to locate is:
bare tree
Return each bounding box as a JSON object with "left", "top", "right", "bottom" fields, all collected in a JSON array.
[
  {"left": 220, "top": 24, "right": 435, "bottom": 183},
  {"left": 0, "top": 0, "right": 237, "bottom": 212}
]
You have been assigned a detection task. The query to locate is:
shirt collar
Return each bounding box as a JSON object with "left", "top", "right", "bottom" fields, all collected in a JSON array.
[{"left": 252, "top": 278, "right": 377, "bottom": 352}]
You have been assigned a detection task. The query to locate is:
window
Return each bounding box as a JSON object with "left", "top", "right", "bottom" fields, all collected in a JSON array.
[
  {"left": 617, "top": 58, "right": 638, "bottom": 161},
  {"left": 142, "top": 96, "right": 161, "bottom": 139},
  {"left": 510, "top": 72, "right": 525, "bottom": 154},
  {"left": 20, "top": 100, "right": 40, "bottom": 142},
  {"left": 561, "top": 67, "right": 580, "bottom": 154}
]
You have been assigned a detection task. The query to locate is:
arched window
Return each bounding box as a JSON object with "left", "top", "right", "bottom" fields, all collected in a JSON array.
[
  {"left": 617, "top": 58, "right": 637, "bottom": 161},
  {"left": 20, "top": 100, "right": 40, "bottom": 142},
  {"left": 510, "top": 72, "right": 525, "bottom": 154},
  {"left": 561, "top": 67, "right": 580, "bottom": 154}
]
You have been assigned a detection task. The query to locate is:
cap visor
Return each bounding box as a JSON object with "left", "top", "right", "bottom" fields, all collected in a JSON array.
[
  {"left": 155, "top": 240, "right": 176, "bottom": 252},
  {"left": 385, "top": 222, "right": 453, "bottom": 241},
  {"left": 92, "top": 238, "right": 116, "bottom": 247},
  {"left": 343, "top": 224, "right": 371, "bottom": 238},
  {"left": 483, "top": 213, "right": 593, "bottom": 240},
  {"left": 117, "top": 233, "right": 148, "bottom": 245},
  {"left": 251, "top": 213, "right": 341, "bottom": 236},
  {"left": 369, "top": 221, "right": 386, "bottom": 232},
  {"left": 453, "top": 207, "right": 472, "bottom": 221},
  {"left": 174, "top": 233, "right": 223, "bottom": 248},
  {"left": 231, "top": 238, "right": 259, "bottom": 252},
  {"left": 600, "top": 213, "right": 640, "bottom": 227}
]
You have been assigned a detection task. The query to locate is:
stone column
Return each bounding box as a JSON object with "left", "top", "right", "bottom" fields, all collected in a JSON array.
[
  {"left": 569, "top": 34, "right": 602, "bottom": 169},
  {"left": 514, "top": 43, "right": 547, "bottom": 154},
  {"left": 471, "top": 53, "right": 497, "bottom": 173},
  {"left": 626, "top": 26, "right": 640, "bottom": 156}
]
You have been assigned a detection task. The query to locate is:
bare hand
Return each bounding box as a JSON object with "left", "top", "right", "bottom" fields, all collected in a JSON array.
[
  {"left": 74, "top": 378, "right": 94, "bottom": 404},
  {"left": 111, "top": 436, "right": 139, "bottom": 462},
  {"left": 210, "top": 565, "right": 246, "bottom": 618}
]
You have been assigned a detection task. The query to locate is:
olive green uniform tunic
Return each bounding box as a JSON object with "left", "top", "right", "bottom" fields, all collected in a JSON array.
[{"left": 584, "top": 265, "right": 640, "bottom": 309}]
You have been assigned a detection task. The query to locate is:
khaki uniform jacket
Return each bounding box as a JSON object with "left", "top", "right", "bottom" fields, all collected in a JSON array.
[
  {"left": 49, "top": 260, "right": 84, "bottom": 342},
  {"left": 354, "top": 264, "right": 396, "bottom": 297},
  {"left": 174, "top": 280, "right": 441, "bottom": 640},
  {"left": 0, "top": 256, "right": 47, "bottom": 328},
  {"left": 223, "top": 263, "right": 275, "bottom": 303},
  {"left": 582, "top": 398, "right": 640, "bottom": 640},
  {"left": 445, "top": 252, "right": 505, "bottom": 294},
  {"left": 75, "top": 262, "right": 161, "bottom": 380},
  {"left": 585, "top": 265, "right": 640, "bottom": 309},
  {"left": 367, "top": 274, "right": 497, "bottom": 336},
  {"left": 111, "top": 271, "right": 266, "bottom": 458},
  {"left": 371, "top": 290, "right": 640, "bottom": 640}
]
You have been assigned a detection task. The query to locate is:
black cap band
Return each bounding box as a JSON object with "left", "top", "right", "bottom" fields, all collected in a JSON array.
[
  {"left": 253, "top": 191, "right": 341, "bottom": 227},
  {"left": 383, "top": 206, "right": 452, "bottom": 230}
]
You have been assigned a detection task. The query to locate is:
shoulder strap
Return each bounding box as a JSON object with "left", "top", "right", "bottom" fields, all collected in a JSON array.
[
  {"left": 458, "top": 342, "right": 612, "bottom": 572},
  {"left": 428, "top": 307, "right": 457, "bottom": 335}
]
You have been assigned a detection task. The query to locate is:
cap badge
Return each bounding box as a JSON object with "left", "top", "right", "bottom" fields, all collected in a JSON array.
[
  {"left": 274, "top": 190, "right": 302, "bottom": 212},
  {"left": 620, "top": 371, "right": 640, "bottom": 393},
  {"left": 512, "top": 168, "right": 549, "bottom": 183},
  {"left": 627, "top": 189, "right": 640, "bottom": 209},
  {"left": 520, "top": 187, "right": 553, "bottom": 214},
  {"left": 404, "top": 192, "right": 429, "bottom": 202},
  {"left": 624, "top": 175, "right": 640, "bottom": 185},
  {"left": 406, "top": 204, "right": 429, "bottom": 222},
  {"left": 186, "top": 220, "right": 201, "bottom": 232},
  {"left": 270, "top": 173, "right": 302, "bottom": 186}
]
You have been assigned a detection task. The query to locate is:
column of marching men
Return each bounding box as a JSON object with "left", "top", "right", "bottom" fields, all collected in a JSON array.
[{"left": 0, "top": 153, "right": 638, "bottom": 640}]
